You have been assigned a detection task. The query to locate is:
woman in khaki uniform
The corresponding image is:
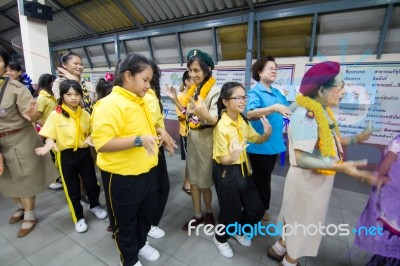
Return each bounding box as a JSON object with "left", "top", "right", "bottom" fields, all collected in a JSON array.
[
  {"left": 267, "top": 61, "right": 384, "bottom": 266},
  {"left": 0, "top": 48, "right": 59, "bottom": 237},
  {"left": 181, "top": 49, "right": 220, "bottom": 230}
]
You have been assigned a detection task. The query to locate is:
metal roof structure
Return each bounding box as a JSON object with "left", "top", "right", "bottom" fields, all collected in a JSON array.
[{"left": 0, "top": 0, "right": 399, "bottom": 70}]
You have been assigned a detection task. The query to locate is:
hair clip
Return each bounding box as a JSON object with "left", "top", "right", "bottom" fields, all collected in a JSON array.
[{"left": 105, "top": 72, "right": 114, "bottom": 82}]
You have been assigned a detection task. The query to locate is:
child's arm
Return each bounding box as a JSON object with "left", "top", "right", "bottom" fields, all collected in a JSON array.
[
  {"left": 255, "top": 117, "right": 272, "bottom": 144},
  {"left": 99, "top": 135, "right": 161, "bottom": 156},
  {"left": 218, "top": 139, "right": 248, "bottom": 165},
  {"left": 35, "top": 138, "right": 57, "bottom": 155}
]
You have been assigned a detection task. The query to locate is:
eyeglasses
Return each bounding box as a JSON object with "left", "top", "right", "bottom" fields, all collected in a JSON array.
[{"left": 226, "top": 96, "right": 249, "bottom": 102}]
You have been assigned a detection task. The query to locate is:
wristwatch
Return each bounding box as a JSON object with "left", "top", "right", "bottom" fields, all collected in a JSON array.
[{"left": 134, "top": 136, "right": 142, "bottom": 147}]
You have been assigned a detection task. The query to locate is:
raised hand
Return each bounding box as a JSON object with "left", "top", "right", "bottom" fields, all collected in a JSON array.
[
  {"left": 190, "top": 96, "right": 209, "bottom": 121},
  {"left": 22, "top": 100, "right": 38, "bottom": 121},
  {"left": 274, "top": 104, "right": 292, "bottom": 118},
  {"left": 162, "top": 84, "right": 177, "bottom": 100},
  {"left": 260, "top": 116, "right": 272, "bottom": 136},
  {"left": 57, "top": 67, "right": 79, "bottom": 81},
  {"left": 358, "top": 121, "right": 380, "bottom": 142},
  {"left": 229, "top": 139, "right": 249, "bottom": 162}
]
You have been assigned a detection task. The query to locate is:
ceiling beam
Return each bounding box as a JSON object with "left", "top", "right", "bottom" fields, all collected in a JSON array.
[
  {"left": 146, "top": 36, "right": 155, "bottom": 61},
  {"left": 376, "top": 3, "right": 394, "bottom": 59},
  {"left": 309, "top": 12, "right": 318, "bottom": 62},
  {"left": 101, "top": 43, "right": 111, "bottom": 68},
  {"left": 246, "top": 0, "right": 254, "bottom": 12},
  {"left": 176, "top": 32, "right": 183, "bottom": 66},
  {"left": 114, "top": 0, "right": 144, "bottom": 30},
  {"left": 51, "top": 0, "right": 99, "bottom": 37},
  {"left": 244, "top": 12, "right": 254, "bottom": 91},
  {"left": 83, "top": 46, "right": 93, "bottom": 69}
]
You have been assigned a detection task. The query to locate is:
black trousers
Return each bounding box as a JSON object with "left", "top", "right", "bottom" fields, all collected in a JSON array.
[
  {"left": 153, "top": 147, "right": 170, "bottom": 226},
  {"left": 102, "top": 167, "right": 158, "bottom": 266},
  {"left": 248, "top": 153, "right": 277, "bottom": 212},
  {"left": 58, "top": 148, "right": 100, "bottom": 222},
  {"left": 101, "top": 170, "right": 115, "bottom": 231},
  {"left": 213, "top": 162, "right": 264, "bottom": 243}
]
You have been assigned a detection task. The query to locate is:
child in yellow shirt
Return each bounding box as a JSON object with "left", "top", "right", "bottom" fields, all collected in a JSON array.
[
  {"left": 212, "top": 82, "right": 272, "bottom": 258},
  {"left": 36, "top": 79, "right": 107, "bottom": 233}
]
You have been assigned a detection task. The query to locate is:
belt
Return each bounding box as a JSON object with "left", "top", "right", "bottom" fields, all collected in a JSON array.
[{"left": 0, "top": 128, "right": 23, "bottom": 138}]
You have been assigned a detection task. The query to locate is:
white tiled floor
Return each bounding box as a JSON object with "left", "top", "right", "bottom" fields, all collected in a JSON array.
[{"left": 0, "top": 153, "right": 373, "bottom": 266}]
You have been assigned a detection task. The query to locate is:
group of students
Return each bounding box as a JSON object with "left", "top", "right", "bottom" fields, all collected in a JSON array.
[{"left": 0, "top": 45, "right": 399, "bottom": 266}]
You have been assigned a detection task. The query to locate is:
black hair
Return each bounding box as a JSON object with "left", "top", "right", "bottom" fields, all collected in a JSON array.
[
  {"left": 38, "top": 74, "right": 56, "bottom": 96},
  {"left": 182, "top": 70, "right": 190, "bottom": 84},
  {"left": 95, "top": 78, "right": 113, "bottom": 101},
  {"left": 149, "top": 60, "right": 163, "bottom": 112},
  {"left": 114, "top": 53, "right": 151, "bottom": 87},
  {"left": 187, "top": 56, "right": 212, "bottom": 94},
  {"left": 59, "top": 51, "right": 82, "bottom": 68},
  {"left": 251, "top": 55, "right": 277, "bottom": 82},
  {"left": 0, "top": 47, "right": 10, "bottom": 69},
  {"left": 8, "top": 61, "right": 23, "bottom": 82},
  {"left": 57, "top": 79, "right": 83, "bottom": 118},
  {"left": 217, "top": 81, "right": 249, "bottom": 123}
]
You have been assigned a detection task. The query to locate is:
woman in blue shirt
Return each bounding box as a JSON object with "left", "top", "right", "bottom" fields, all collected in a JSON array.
[{"left": 245, "top": 55, "right": 291, "bottom": 221}]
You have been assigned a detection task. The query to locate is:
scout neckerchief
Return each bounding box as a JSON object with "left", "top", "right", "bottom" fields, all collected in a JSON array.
[
  {"left": 113, "top": 86, "right": 157, "bottom": 137},
  {"left": 80, "top": 81, "right": 93, "bottom": 114},
  {"left": 61, "top": 104, "right": 82, "bottom": 151},
  {"left": 224, "top": 112, "right": 252, "bottom": 176}
]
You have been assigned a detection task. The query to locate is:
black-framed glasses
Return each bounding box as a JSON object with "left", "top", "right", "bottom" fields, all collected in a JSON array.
[{"left": 226, "top": 96, "right": 249, "bottom": 102}]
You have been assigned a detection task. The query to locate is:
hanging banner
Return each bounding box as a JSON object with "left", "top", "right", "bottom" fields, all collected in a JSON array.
[{"left": 305, "top": 63, "right": 400, "bottom": 145}]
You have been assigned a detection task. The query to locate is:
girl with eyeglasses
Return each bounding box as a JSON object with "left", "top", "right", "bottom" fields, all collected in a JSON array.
[{"left": 211, "top": 81, "right": 272, "bottom": 258}]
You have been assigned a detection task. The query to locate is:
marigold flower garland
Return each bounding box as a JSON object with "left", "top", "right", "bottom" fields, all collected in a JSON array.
[
  {"left": 182, "top": 77, "right": 216, "bottom": 129},
  {"left": 296, "top": 95, "right": 340, "bottom": 175}
]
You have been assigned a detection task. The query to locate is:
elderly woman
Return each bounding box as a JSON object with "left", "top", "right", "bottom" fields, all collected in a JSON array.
[
  {"left": 0, "top": 48, "right": 58, "bottom": 237},
  {"left": 267, "top": 61, "right": 383, "bottom": 266}
]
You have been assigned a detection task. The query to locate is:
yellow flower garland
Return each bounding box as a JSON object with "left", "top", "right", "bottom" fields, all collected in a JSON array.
[
  {"left": 182, "top": 77, "right": 216, "bottom": 129},
  {"left": 296, "top": 95, "right": 340, "bottom": 176}
]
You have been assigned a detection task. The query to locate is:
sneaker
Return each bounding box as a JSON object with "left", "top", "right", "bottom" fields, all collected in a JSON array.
[
  {"left": 232, "top": 234, "right": 252, "bottom": 246},
  {"left": 75, "top": 218, "right": 88, "bottom": 233},
  {"left": 120, "top": 261, "right": 143, "bottom": 266},
  {"left": 148, "top": 226, "right": 165, "bottom": 239},
  {"left": 213, "top": 235, "right": 233, "bottom": 258},
  {"left": 48, "top": 182, "right": 63, "bottom": 190},
  {"left": 138, "top": 241, "right": 160, "bottom": 261},
  {"left": 90, "top": 206, "right": 108, "bottom": 219},
  {"left": 182, "top": 216, "right": 204, "bottom": 231}
]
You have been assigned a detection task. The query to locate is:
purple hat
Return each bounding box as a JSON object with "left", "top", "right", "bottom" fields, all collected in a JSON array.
[{"left": 299, "top": 61, "right": 340, "bottom": 96}]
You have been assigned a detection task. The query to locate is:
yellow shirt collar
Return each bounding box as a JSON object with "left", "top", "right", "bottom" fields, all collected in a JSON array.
[{"left": 221, "top": 111, "right": 244, "bottom": 127}]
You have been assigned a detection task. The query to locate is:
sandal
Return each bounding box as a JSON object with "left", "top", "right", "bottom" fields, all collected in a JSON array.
[
  {"left": 17, "top": 219, "right": 38, "bottom": 237},
  {"left": 9, "top": 208, "right": 25, "bottom": 224}
]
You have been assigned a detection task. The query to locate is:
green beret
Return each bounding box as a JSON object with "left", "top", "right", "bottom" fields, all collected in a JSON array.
[{"left": 187, "top": 49, "right": 215, "bottom": 69}]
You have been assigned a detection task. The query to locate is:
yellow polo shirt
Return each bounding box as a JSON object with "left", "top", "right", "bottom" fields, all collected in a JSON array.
[
  {"left": 176, "top": 93, "right": 187, "bottom": 136},
  {"left": 91, "top": 86, "right": 158, "bottom": 176},
  {"left": 213, "top": 112, "right": 259, "bottom": 164},
  {"left": 144, "top": 89, "right": 165, "bottom": 129},
  {"left": 39, "top": 108, "right": 91, "bottom": 151},
  {"left": 36, "top": 90, "right": 57, "bottom": 123}
]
